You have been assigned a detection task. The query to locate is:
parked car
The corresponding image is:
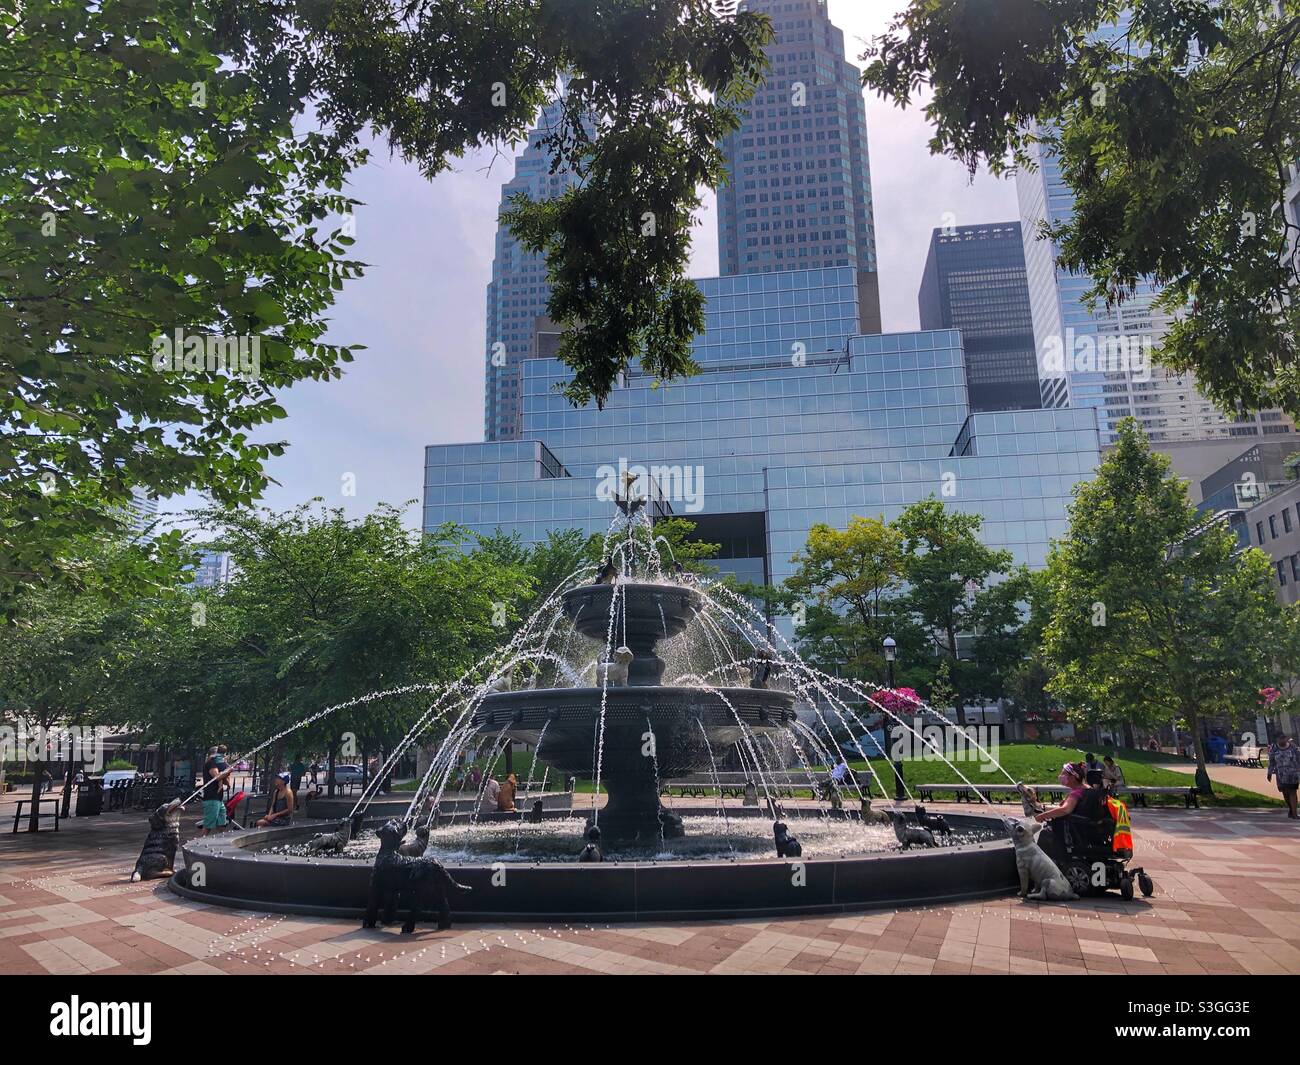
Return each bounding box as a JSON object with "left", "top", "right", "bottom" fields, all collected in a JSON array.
[{"left": 330, "top": 764, "right": 364, "bottom": 786}]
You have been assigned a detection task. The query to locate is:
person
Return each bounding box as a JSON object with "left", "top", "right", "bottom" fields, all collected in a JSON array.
[
  {"left": 308, "top": 761, "right": 320, "bottom": 787},
  {"left": 1146, "top": 738, "right": 1160, "bottom": 753},
  {"left": 41, "top": 768, "right": 53, "bottom": 794},
  {"left": 1033, "top": 762, "right": 1097, "bottom": 825},
  {"left": 289, "top": 758, "right": 306, "bottom": 795},
  {"left": 256, "top": 773, "right": 295, "bottom": 828},
  {"left": 470, "top": 765, "right": 482, "bottom": 789},
  {"left": 831, "top": 758, "right": 850, "bottom": 786},
  {"left": 1267, "top": 735, "right": 1300, "bottom": 820},
  {"left": 479, "top": 774, "right": 500, "bottom": 815},
  {"left": 201, "top": 746, "right": 234, "bottom": 836},
  {"left": 498, "top": 772, "right": 518, "bottom": 813},
  {"left": 1102, "top": 755, "right": 1125, "bottom": 794}
]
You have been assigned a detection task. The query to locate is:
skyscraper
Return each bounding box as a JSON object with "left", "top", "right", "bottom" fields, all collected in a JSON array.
[
  {"left": 918, "top": 222, "right": 1041, "bottom": 413},
  {"left": 717, "top": 0, "right": 881, "bottom": 334},
  {"left": 483, "top": 101, "right": 581, "bottom": 443},
  {"left": 1016, "top": 137, "right": 1297, "bottom": 456}
]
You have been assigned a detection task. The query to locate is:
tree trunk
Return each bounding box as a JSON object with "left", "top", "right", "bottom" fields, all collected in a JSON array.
[
  {"left": 327, "top": 738, "right": 337, "bottom": 798},
  {"left": 1188, "top": 711, "right": 1215, "bottom": 795},
  {"left": 1122, "top": 719, "right": 1136, "bottom": 750},
  {"left": 26, "top": 760, "right": 43, "bottom": 832},
  {"left": 60, "top": 759, "right": 79, "bottom": 819}
]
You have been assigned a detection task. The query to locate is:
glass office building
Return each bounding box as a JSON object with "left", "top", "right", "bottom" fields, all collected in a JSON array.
[
  {"left": 425, "top": 267, "right": 1102, "bottom": 609},
  {"left": 918, "top": 222, "right": 1042, "bottom": 413},
  {"left": 717, "top": 0, "right": 881, "bottom": 333}
]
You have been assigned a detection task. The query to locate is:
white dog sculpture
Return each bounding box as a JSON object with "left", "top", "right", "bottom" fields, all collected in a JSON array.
[
  {"left": 595, "top": 646, "right": 634, "bottom": 687},
  {"left": 1008, "top": 817, "right": 1077, "bottom": 901}
]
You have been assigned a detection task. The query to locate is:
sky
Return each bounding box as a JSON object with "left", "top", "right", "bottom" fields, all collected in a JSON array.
[{"left": 171, "top": 1, "right": 1019, "bottom": 530}]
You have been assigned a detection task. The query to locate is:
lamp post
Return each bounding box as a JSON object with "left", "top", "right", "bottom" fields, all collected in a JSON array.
[{"left": 883, "top": 636, "right": 904, "bottom": 801}]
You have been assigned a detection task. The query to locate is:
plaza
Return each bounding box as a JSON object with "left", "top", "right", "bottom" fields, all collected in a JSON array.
[{"left": 3, "top": 796, "right": 1297, "bottom": 976}]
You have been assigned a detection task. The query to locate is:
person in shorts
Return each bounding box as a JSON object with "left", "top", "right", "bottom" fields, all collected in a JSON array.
[{"left": 201, "top": 746, "right": 233, "bottom": 835}]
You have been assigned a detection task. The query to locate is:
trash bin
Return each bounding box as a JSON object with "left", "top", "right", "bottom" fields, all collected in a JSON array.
[{"left": 75, "top": 775, "right": 104, "bottom": 817}]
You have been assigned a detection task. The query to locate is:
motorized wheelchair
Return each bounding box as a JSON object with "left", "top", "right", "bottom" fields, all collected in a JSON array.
[{"left": 1038, "top": 791, "right": 1155, "bottom": 901}]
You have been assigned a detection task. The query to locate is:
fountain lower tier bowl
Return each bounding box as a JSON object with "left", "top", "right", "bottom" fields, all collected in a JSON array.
[
  {"left": 171, "top": 809, "right": 1021, "bottom": 922},
  {"left": 474, "top": 685, "right": 796, "bottom": 844}
]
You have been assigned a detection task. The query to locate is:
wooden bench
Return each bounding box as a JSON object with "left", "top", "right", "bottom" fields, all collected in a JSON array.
[
  {"left": 1124, "top": 785, "right": 1200, "bottom": 809},
  {"left": 1225, "top": 747, "right": 1263, "bottom": 769},
  {"left": 11, "top": 797, "right": 60, "bottom": 833},
  {"left": 662, "top": 771, "right": 819, "bottom": 800}
]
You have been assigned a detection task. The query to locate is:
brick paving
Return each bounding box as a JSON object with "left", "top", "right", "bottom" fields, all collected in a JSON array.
[{"left": 2, "top": 802, "right": 1298, "bottom": 976}]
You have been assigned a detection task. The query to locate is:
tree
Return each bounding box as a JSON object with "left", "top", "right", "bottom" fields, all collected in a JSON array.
[
  {"left": 1041, "top": 418, "right": 1287, "bottom": 793},
  {"left": 100, "top": 503, "right": 532, "bottom": 790},
  {"left": 895, "top": 497, "right": 1023, "bottom": 680},
  {"left": 2, "top": 0, "right": 365, "bottom": 608},
  {"left": 0, "top": 533, "right": 189, "bottom": 829},
  {"left": 2, "top": 0, "right": 771, "bottom": 606},
  {"left": 863, "top": 0, "right": 1300, "bottom": 420}
]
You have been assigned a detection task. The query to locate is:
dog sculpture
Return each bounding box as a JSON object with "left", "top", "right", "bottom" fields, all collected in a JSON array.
[
  {"left": 594, "top": 559, "right": 618, "bottom": 584},
  {"left": 529, "top": 799, "right": 545, "bottom": 824},
  {"left": 397, "top": 824, "right": 430, "bottom": 857},
  {"left": 595, "top": 646, "right": 634, "bottom": 688},
  {"left": 1015, "top": 782, "right": 1045, "bottom": 817},
  {"left": 362, "top": 818, "right": 471, "bottom": 933},
  {"left": 131, "top": 801, "right": 182, "bottom": 881},
  {"left": 1008, "top": 818, "right": 1076, "bottom": 901},
  {"left": 859, "top": 797, "right": 891, "bottom": 825},
  {"left": 578, "top": 825, "right": 603, "bottom": 863},
  {"left": 889, "top": 810, "right": 936, "bottom": 850},
  {"left": 306, "top": 812, "right": 365, "bottom": 855},
  {"left": 773, "top": 820, "right": 802, "bottom": 858},
  {"left": 913, "top": 804, "right": 951, "bottom": 837}
]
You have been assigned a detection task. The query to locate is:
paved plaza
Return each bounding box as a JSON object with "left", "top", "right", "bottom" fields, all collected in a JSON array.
[{"left": 2, "top": 801, "right": 1299, "bottom": 977}]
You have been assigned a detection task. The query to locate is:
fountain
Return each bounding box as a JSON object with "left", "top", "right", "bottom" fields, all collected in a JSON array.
[
  {"left": 171, "top": 495, "right": 1022, "bottom": 921},
  {"left": 474, "top": 579, "right": 796, "bottom": 844}
]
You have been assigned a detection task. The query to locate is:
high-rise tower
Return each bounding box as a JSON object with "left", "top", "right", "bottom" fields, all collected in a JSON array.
[
  {"left": 717, "top": 0, "right": 881, "bottom": 334},
  {"left": 483, "top": 101, "right": 581, "bottom": 442}
]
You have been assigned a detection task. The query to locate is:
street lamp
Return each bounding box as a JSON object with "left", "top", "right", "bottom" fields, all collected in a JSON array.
[{"left": 882, "top": 635, "right": 904, "bottom": 800}]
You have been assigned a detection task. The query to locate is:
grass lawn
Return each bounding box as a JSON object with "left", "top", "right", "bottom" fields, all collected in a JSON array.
[
  {"left": 394, "top": 742, "right": 1279, "bottom": 806},
  {"left": 838, "top": 742, "right": 1278, "bottom": 808}
]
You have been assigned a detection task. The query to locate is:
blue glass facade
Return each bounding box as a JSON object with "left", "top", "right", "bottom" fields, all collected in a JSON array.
[{"left": 425, "top": 268, "right": 1102, "bottom": 599}]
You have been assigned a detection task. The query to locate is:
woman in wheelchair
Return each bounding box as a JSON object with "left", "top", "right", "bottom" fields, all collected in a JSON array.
[{"left": 1033, "top": 762, "right": 1094, "bottom": 825}]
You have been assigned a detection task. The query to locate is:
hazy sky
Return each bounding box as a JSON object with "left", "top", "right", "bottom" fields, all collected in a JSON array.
[{"left": 171, "top": 2, "right": 1018, "bottom": 529}]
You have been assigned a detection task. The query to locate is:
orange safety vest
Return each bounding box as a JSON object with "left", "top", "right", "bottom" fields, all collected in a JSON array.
[{"left": 1106, "top": 796, "right": 1133, "bottom": 854}]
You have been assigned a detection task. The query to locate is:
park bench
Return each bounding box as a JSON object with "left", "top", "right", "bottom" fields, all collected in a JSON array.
[
  {"left": 11, "top": 797, "right": 60, "bottom": 833},
  {"left": 913, "top": 781, "right": 1201, "bottom": 809},
  {"left": 1123, "top": 785, "right": 1200, "bottom": 808},
  {"left": 1225, "top": 747, "right": 1263, "bottom": 769},
  {"left": 661, "top": 771, "right": 816, "bottom": 800}
]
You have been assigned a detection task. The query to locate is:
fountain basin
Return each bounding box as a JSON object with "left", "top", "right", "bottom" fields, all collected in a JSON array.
[{"left": 170, "top": 810, "right": 1020, "bottom": 921}]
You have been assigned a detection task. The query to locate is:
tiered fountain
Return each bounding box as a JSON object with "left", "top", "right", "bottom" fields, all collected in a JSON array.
[{"left": 172, "top": 497, "right": 1021, "bottom": 920}]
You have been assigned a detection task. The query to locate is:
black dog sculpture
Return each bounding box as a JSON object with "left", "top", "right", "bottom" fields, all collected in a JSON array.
[
  {"left": 773, "top": 820, "right": 802, "bottom": 858},
  {"left": 306, "top": 812, "right": 365, "bottom": 855},
  {"left": 131, "top": 801, "right": 181, "bottom": 881},
  {"left": 362, "top": 818, "right": 470, "bottom": 933},
  {"left": 397, "top": 824, "right": 430, "bottom": 857},
  {"left": 578, "top": 824, "right": 603, "bottom": 863},
  {"left": 914, "top": 804, "right": 951, "bottom": 837},
  {"left": 529, "top": 799, "right": 545, "bottom": 824},
  {"left": 889, "top": 810, "right": 936, "bottom": 850}
]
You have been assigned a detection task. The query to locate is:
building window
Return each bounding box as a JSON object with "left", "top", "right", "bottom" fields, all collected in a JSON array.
[
  {"left": 1279, "top": 560, "right": 1289, "bottom": 587},
  {"left": 1269, "top": 514, "right": 1278, "bottom": 539},
  {"left": 1257, "top": 520, "right": 1266, "bottom": 545},
  {"left": 1293, "top": 554, "right": 1300, "bottom": 583},
  {"left": 1286, "top": 508, "right": 1295, "bottom": 535}
]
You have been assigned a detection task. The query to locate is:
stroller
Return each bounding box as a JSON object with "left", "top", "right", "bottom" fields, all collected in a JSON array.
[{"left": 1040, "top": 790, "right": 1154, "bottom": 901}]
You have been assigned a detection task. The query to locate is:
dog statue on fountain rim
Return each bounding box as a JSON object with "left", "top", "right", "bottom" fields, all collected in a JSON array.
[
  {"left": 889, "top": 810, "right": 936, "bottom": 850},
  {"left": 131, "top": 801, "right": 182, "bottom": 881},
  {"left": 362, "top": 818, "right": 471, "bottom": 933},
  {"left": 1007, "top": 818, "right": 1077, "bottom": 902},
  {"left": 306, "top": 812, "right": 365, "bottom": 855},
  {"left": 397, "top": 824, "right": 430, "bottom": 857},
  {"left": 595, "top": 646, "right": 634, "bottom": 688},
  {"left": 773, "top": 820, "right": 802, "bottom": 858}
]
